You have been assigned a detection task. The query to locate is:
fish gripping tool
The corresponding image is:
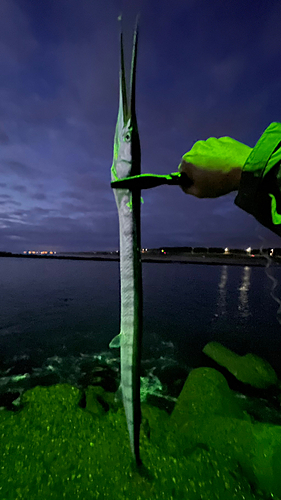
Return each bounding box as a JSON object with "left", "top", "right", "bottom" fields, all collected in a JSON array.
[{"left": 111, "top": 171, "right": 193, "bottom": 190}]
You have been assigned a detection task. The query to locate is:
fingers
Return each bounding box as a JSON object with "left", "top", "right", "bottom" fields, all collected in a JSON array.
[
  {"left": 178, "top": 159, "right": 196, "bottom": 180},
  {"left": 178, "top": 161, "right": 199, "bottom": 196},
  {"left": 180, "top": 183, "right": 199, "bottom": 197}
]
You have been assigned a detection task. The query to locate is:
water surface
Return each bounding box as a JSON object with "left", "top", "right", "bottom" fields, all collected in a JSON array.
[{"left": 1, "top": 257, "right": 281, "bottom": 398}]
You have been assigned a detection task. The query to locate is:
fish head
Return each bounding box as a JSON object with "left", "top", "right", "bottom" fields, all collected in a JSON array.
[{"left": 111, "top": 22, "right": 140, "bottom": 194}]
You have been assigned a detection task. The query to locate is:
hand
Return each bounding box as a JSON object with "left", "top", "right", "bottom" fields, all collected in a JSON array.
[{"left": 178, "top": 136, "right": 252, "bottom": 198}]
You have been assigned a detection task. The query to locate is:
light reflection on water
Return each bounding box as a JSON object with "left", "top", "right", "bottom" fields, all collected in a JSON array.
[
  {"left": 216, "top": 265, "right": 252, "bottom": 319},
  {"left": 238, "top": 266, "right": 251, "bottom": 318},
  {"left": 216, "top": 265, "right": 227, "bottom": 317}
]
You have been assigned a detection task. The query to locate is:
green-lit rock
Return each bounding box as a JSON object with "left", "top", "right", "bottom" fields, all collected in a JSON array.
[
  {"left": 85, "top": 385, "right": 121, "bottom": 417},
  {"left": 167, "top": 415, "right": 256, "bottom": 481},
  {"left": 141, "top": 403, "right": 170, "bottom": 446},
  {"left": 167, "top": 367, "right": 281, "bottom": 498},
  {"left": 203, "top": 341, "right": 278, "bottom": 388},
  {"left": 252, "top": 423, "right": 281, "bottom": 496},
  {"left": 170, "top": 367, "right": 250, "bottom": 428},
  {"left": 0, "top": 382, "right": 266, "bottom": 500}
]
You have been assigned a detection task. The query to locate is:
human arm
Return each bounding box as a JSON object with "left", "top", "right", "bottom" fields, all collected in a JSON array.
[
  {"left": 178, "top": 123, "right": 281, "bottom": 236},
  {"left": 234, "top": 122, "right": 281, "bottom": 236}
]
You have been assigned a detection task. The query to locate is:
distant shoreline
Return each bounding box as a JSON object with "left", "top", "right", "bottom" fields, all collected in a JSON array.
[{"left": 0, "top": 252, "right": 280, "bottom": 267}]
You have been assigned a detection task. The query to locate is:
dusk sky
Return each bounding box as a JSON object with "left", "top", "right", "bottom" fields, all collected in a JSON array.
[{"left": 1, "top": 0, "right": 281, "bottom": 253}]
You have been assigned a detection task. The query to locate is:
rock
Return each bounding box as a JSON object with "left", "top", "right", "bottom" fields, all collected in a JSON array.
[
  {"left": 3, "top": 381, "right": 281, "bottom": 498},
  {"left": 169, "top": 413, "right": 281, "bottom": 497},
  {"left": 0, "top": 382, "right": 258, "bottom": 500},
  {"left": 141, "top": 403, "right": 170, "bottom": 445},
  {"left": 203, "top": 342, "right": 278, "bottom": 389},
  {"left": 84, "top": 385, "right": 121, "bottom": 417},
  {"left": 252, "top": 423, "right": 281, "bottom": 496},
  {"left": 29, "top": 372, "right": 61, "bottom": 388},
  {"left": 170, "top": 367, "right": 249, "bottom": 429},
  {"left": 78, "top": 364, "right": 118, "bottom": 393},
  {"left": 167, "top": 367, "right": 281, "bottom": 497},
  {"left": 154, "top": 364, "right": 189, "bottom": 398},
  {"left": 0, "top": 391, "right": 21, "bottom": 411},
  {"left": 21, "top": 384, "right": 82, "bottom": 417}
]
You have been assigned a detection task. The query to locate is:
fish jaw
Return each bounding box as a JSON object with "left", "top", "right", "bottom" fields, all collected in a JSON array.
[{"left": 111, "top": 22, "right": 140, "bottom": 189}]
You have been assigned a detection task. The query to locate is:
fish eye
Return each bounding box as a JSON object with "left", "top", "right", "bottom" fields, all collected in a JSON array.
[{"left": 124, "top": 131, "right": 131, "bottom": 142}]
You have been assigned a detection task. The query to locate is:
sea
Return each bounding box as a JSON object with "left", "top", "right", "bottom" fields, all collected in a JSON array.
[{"left": 1, "top": 256, "right": 281, "bottom": 419}]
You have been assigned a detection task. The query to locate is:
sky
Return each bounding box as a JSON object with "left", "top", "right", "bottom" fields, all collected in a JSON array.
[{"left": 1, "top": 0, "right": 281, "bottom": 253}]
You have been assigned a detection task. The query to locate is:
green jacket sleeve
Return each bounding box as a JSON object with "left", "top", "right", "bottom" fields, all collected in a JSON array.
[{"left": 234, "top": 122, "right": 281, "bottom": 236}]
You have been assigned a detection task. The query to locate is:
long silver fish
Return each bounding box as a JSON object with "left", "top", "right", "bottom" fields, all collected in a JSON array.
[{"left": 109, "top": 20, "right": 143, "bottom": 467}]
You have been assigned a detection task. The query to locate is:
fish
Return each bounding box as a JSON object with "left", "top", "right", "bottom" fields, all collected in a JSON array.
[{"left": 109, "top": 18, "right": 143, "bottom": 467}]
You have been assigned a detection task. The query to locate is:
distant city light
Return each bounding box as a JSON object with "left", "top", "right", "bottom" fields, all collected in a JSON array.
[
  {"left": 24, "top": 250, "right": 56, "bottom": 256},
  {"left": 17, "top": 247, "right": 281, "bottom": 261}
]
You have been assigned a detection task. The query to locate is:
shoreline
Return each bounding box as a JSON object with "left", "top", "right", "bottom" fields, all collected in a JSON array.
[{"left": 0, "top": 252, "right": 280, "bottom": 267}]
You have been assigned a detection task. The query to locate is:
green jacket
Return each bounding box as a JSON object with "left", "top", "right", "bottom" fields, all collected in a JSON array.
[{"left": 235, "top": 122, "right": 281, "bottom": 236}]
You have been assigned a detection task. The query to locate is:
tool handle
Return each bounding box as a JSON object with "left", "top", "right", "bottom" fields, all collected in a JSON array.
[{"left": 111, "top": 172, "right": 193, "bottom": 190}]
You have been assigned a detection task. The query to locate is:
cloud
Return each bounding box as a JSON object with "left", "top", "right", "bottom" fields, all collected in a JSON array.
[
  {"left": 27, "top": 207, "right": 53, "bottom": 216},
  {"left": 72, "top": 174, "right": 109, "bottom": 193},
  {"left": 60, "top": 190, "right": 86, "bottom": 201},
  {"left": 7, "top": 234, "right": 24, "bottom": 240},
  {"left": 12, "top": 185, "right": 27, "bottom": 193},
  {"left": 0, "top": 200, "right": 21, "bottom": 206},
  {"left": 0, "top": 210, "right": 119, "bottom": 253},
  {"left": 0, "top": 215, "right": 29, "bottom": 225},
  {"left": 1, "top": 160, "right": 37, "bottom": 178},
  {"left": 30, "top": 192, "right": 47, "bottom": 201}
]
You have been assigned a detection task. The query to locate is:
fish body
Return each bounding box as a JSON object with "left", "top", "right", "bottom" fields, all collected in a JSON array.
[{"left": 110, "top": 22, "right": 143, "bottom": 466}]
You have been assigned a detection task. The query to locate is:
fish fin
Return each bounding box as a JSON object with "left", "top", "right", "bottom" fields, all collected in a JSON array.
[
  {"left": 111, "top": 163, "right": 118, "bottom": 180},
  {"left": 126, "top": 194, "right": 144, "bottom": 212},
  {"left": 126, "top": 195, "right": 133, "bottom": 212},
  {"left": 115, "top": 383, "right": 123, "bottom": 402},
  {"left": 109, "top": 332, "right": 122, "bottom": 348}
]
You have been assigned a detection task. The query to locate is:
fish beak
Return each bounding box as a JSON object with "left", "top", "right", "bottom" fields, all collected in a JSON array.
[
  {"left": 119, "top": 21, "right": 138, "bottom": 123},
  {"left": 118, "top": 19, "right": 140, "bottom": 176},
  {"left": 119, "top": 30, "right": 129, "bottom": 125}
]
